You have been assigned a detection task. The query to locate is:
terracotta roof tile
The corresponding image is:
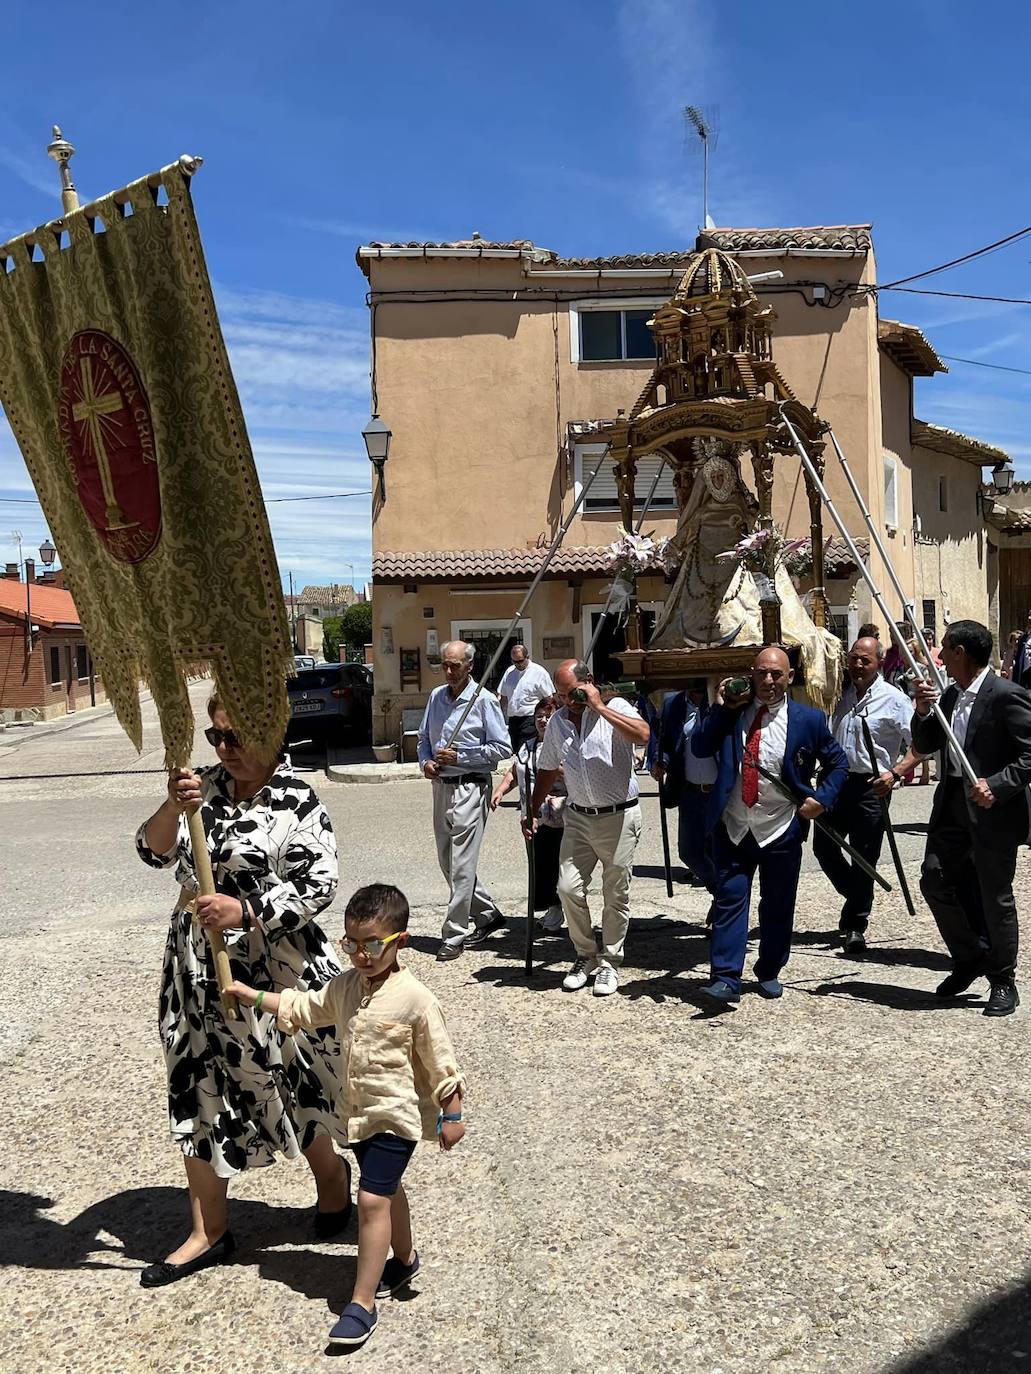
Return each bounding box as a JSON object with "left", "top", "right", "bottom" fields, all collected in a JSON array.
[
  {"left": 373, "top": 546, "right": 623, "bottom": 583},
  {"left": 698, "top": 225, "right": 872, "bottom": 254},
  {"left": 0, "top": 578, "right": 80, "bottom": 628},
  {"left": 911, "top": 420, "right": 1008, "bottom": 467}
]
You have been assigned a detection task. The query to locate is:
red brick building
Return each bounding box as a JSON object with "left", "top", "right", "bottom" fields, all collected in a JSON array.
[{"left": 0, "top": 568, "right": 105, "bottom": 721}]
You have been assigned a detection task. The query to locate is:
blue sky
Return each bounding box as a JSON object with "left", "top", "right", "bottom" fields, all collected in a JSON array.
[{"left": 1, "top": 0, "right": 1029, "bottom": 589}]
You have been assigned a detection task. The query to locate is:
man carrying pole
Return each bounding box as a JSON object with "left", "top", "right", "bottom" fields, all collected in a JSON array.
[{"left": 817, "top": 635, "right": 925, "bottom": 954}]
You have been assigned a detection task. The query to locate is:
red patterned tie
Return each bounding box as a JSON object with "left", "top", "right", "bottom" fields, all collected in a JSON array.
[{"left": 741, "top": 704, "right": 768, "bottom": 807}]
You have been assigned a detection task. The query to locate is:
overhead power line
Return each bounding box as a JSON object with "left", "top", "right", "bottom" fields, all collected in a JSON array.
[
  {"left": 941, "top": 354, "right": 1031, "bottom": 377},
  {"left": 880, "top": 223, "right": 1031, "bottom": 289},
  {"left": 875, "top": 285, "right": 1031, "bottom": 305}
]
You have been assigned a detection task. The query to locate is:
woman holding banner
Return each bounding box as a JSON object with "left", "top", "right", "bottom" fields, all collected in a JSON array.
[{"left": 134, "top": 695, "right": 350, "bottom": 1287}]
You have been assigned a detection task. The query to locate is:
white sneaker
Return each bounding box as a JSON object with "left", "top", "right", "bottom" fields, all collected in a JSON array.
[
  {"left": 562, "top": 956, "right": 598, "bottom": 991},
  {"left": 593, "top": 965, "right": 619, "bottom": 997},
  {"left": 542, "top": 904, "right": 564, "bottom": 933}
]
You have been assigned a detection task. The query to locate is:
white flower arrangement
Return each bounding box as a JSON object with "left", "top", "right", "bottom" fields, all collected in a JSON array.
[
  {"left": 605, "top": 529, "right": 670, "bottom": 579},
  {"left": 715, "top": 526, "right": 806, "bottom": 578}
]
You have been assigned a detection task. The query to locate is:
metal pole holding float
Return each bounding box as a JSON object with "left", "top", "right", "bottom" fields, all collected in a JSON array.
[
  {"left": 778, "top": 406, "right": 978, "bottom": 788},
  {"left": 443, "top": 447, "right": 612, "bottom": 748}
]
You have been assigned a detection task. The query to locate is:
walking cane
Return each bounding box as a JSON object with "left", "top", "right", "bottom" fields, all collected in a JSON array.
[
  {"left": 523, "top": 742, "right": 537, "bottom": 978},
  {"left": 753, "top": 760, "right": 892, "bottom": 892},
  {"left": 654, "top": 711, "right": 674, "bottom": 898},
  {"left": 860, "top": 717, "right": 916, "bottom": 917}
]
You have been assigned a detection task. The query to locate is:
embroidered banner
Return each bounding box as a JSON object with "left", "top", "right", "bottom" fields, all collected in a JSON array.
[{"left": 0, "top": 159, "right": 292, "bottom": 766}]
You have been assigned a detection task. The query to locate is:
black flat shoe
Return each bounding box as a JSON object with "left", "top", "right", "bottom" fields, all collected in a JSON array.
[
  {"left": 314, "top": 1157, "right": 354, "bottom": 1239},
  {"left": 140, "top": 1231, "right": 236, "bottom": 1288},
  {"left": 936, "top": 964, "right": 982, "bottom": 998},
  {"left": 436, "top": 942, "right": 463, "bottom": 962},
  {"left": 465, "top": 914, "right": 507, "bottom": 946}
]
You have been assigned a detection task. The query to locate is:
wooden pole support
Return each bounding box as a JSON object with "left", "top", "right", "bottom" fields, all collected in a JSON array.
[{"left": 187, "top": 807, "right": 239, "bottom": 1019}]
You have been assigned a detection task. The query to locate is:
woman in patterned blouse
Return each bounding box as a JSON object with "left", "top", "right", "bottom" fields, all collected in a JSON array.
[{"left": 135, "top": 695, "right": 350, "bottom": 1287}]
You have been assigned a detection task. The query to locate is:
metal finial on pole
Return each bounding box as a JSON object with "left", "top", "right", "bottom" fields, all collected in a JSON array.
[{"left": 47, "top": 125, "right": 80, "bottom": 215}]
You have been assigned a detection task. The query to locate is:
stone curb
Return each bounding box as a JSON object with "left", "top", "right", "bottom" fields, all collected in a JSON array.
[{"left": 324, "top": 755, "right": 517, "bottom": 785}]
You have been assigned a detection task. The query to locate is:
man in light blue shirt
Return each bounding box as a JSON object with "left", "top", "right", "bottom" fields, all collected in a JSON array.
[{"left": 418, "top": 640, "right": 511, "bottom": 960}]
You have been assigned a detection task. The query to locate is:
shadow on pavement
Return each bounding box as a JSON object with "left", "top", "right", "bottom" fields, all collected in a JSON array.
[
  {"left": 0, "top": 1187, "right": 355, "bottom": 1308},
  {"left": 806, "top": 980, "right": 984, "bottom": 1013},
  {"left": 883, "top": 1276, "right": 1031, "bottom": 1373}
]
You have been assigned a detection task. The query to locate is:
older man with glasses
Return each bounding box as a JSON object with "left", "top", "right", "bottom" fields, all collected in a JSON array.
[{"left": 418, "top": 640, "right": 511, "bottom": 961}]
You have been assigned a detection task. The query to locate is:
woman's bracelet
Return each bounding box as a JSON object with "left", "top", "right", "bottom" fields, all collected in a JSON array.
[{"left": 255, "top": 990, "right": 265, "bottom": 1013}]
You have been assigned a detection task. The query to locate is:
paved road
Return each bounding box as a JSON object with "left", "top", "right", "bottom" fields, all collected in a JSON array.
[{"left": 3, "top": 691, "right": 1030, "bottom": 1374}]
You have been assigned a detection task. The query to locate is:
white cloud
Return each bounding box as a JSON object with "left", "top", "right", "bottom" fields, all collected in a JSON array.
[{"left": 0, "top": 145, "right": 60, "bottom": 200}]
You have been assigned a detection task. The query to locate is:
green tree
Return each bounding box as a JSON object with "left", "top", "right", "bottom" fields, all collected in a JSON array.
[
  {"left": 322, "top": 614, "right": 343, "bottom": 663},
  {"left": 341, "top": 601, "right": 373, "bottom": 651}
]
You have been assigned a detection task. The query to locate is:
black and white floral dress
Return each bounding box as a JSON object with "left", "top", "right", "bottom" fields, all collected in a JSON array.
[{"left": 135, "top": 761, "right": 346, "bottom": 1179}]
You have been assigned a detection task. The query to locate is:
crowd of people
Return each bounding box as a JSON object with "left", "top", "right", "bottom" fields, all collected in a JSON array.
[{"left": 133, "top": 619, "right": 1031, "bottom": 1351}]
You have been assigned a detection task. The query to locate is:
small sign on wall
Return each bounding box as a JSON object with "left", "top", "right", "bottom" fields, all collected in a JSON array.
[
  {"left": 543, "top": 635, "right": 575, "bottom": 659},
  {"left": 400, "top": 647, "right": 421, "bottom": 690}
]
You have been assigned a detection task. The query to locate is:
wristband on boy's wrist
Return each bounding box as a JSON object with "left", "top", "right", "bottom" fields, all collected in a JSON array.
[
  {"left": 436, "top": 1111, "right": 463, "bottom": 1133},
  {"left": 255, "top": 990, "right": 265, "bottom": 1013}
]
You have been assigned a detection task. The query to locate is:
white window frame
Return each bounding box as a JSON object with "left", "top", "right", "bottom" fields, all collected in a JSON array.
[
  {"left": 569, "top": 297, "right": 666, "bottom": 365},
  {"left": 579, "top": 602, "right": 665, "bottom": 662},
  {"left": 883, "top": 453, "right": 899, "bottom": 530},
  {"left": 449, "top": 617, "right": 533, "bottom": 662},
  {"left": 572, "top": 442, "right": 677, "bottom": 514}
]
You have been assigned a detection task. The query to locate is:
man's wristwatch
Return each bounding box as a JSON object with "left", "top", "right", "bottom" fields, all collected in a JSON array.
[{"left": 889, "top": 768, "right": 903, "bottom": 786}]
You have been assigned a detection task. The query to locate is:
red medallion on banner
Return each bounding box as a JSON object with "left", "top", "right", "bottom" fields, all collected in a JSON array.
[{"left": 58, "top": 330, "right": 161, "bottom": 563}]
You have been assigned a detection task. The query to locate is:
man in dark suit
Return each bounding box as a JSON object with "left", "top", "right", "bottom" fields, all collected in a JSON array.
[
  {"left": 912, "top": 619, "right": 1031, "bottom": 1017},
  {"left": 691, "top": 646, "right": 849, "bottom": 1004},
  {"left": 1010, "top": 610, "right": 1031, "bottom": 690},
  {"left": 649, "top": 683, "right": 717, "bottom": 898}
]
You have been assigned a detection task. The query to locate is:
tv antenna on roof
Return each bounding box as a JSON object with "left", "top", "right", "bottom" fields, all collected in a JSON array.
[{"left": 683, "top": 105, "right": 719, "bottom": 231}]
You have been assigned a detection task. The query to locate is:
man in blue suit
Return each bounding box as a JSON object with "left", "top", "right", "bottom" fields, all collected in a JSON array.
[{"left": 691, "top": 645, "right": 849, "bottom": 1003}]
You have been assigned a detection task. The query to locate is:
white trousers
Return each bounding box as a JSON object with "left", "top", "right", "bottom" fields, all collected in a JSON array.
[
  {"left": 432, "top": 778, "right": 503, "bottom": 944},
  {"left": 557, "top": 804, "right": 642, "bottom": 968}
]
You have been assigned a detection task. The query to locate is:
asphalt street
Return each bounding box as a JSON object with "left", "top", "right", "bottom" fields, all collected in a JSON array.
[{"left": 3, "top": 683, "right": 1030, "bottom": 1374}]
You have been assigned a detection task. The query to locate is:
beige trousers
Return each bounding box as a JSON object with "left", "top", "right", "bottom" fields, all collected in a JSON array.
[{"left": 557, "top": 804, "right": 642, "bottom": 968}]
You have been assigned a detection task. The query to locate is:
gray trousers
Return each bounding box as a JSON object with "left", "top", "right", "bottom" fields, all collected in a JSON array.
[
  {"left": 557, "top": 804, "right": 642, "bottom": 968},
  {"left": 433, "top": 778, "right": 503, "bottom": 944}
]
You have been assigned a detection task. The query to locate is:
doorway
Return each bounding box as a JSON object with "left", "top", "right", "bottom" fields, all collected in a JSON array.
[
  {"left": 450, "top": 619, "right": 531, "bottom": 693},
  {"left": 582, "top": 604, "right": 660, "bottom": 682}
]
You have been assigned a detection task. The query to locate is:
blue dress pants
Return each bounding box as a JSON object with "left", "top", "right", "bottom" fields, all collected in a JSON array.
[
  {"left": 677, "top": 785, "right": 716, "bottom": 892},
  {"left": 709, "top": 819, "right": 804, "bottom": 994}
]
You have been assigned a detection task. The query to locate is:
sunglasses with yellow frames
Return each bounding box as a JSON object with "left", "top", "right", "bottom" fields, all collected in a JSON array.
[{"left": 339, "top": 930, "right": 404, "bottom": 959}]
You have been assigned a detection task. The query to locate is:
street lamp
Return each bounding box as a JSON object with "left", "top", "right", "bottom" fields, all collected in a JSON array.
[
  {"left": 991, "top": 460, "right": 1015, "bottom": 496},
  {"left": 362, "top": 414, "right": 391, "bottom": 503},
  {"left": 39, "top": 537, "right": 57, "bottom": 568}
]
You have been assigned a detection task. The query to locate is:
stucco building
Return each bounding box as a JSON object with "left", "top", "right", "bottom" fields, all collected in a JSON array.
[{"left": 359, "top": 227, "right": 1005, "bottom": 742}]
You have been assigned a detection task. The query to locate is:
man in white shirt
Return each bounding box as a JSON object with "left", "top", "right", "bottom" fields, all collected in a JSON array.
[
  {"left": 498, "top": 645, "right": 555, "bottom": 751},
  {"left": 912, "top": 620, "right": 1031, "bottom": 1017},
  {"left": 418, "top": 640, "right": 512, "bottom": 961},
  {"left": 526, "top": 659, "right": 651, "bottom": 998},
  {"left": 817, "top": 636, "right": 926, "bottom": 954}
]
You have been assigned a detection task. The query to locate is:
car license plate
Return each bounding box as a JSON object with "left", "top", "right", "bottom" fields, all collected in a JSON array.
[{"left": 292, "top": 702, "right": 323, "bottom": 714}]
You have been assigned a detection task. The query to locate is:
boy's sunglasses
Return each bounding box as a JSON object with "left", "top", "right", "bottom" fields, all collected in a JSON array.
[
  {"left": 340, "top": 931, "right": 404, "bottom": 959},
  {"left": 205, "top": 726, "right": 242, "bottom": 750}
]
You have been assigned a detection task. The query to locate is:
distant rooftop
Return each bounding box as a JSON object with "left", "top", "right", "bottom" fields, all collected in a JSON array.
[
  {"left": 911, "top": 420, "right": 1008, "bottom": 467},
  {"left": 878, "top": 319, "right": 947, "bottom": 377},
  {"left": 357, "top": 225, "right": 874, "bottom": 276}
]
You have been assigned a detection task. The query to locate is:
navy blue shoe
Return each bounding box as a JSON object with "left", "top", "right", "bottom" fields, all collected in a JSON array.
[
  {"left": 328, "top": 1302, "right": 378, "bottom": 1347},
  {"left": 699, "top": 979, "right": 740, "bottom": 1003},
  {"left": 755, "top": 977, "right": 783, "bottom": 999},
  {"left": 376, "top": 1249, "right": 420, "bottom": 1298}
]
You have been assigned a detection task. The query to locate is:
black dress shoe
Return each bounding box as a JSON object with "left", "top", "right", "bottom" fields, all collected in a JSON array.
[
  {"left": 984, "top": 982, "right": 1020, "bottom": 1018},
  {"left": 465, "top": 914, "right": 507, "bottom": 947},
  {"left": 436, "top": 942, "right": 463, "bottom": 962},
  {"left": 935, "top": 964, "right": 982, "bottom": 998},
  {"left": 140, "top": 1231, "right": 236, "bottom": 1288}
]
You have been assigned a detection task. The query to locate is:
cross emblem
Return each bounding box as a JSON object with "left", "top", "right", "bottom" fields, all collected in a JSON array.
[{"left": 71, "top": 356, "right": 136, "bottom": 532}]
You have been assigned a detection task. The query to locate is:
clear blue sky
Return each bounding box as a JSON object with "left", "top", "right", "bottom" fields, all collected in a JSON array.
[{"left": 2, "top": 0, "right": 1029, "bottom": 589}]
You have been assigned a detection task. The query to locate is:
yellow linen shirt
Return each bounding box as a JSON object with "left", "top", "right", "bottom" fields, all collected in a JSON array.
[{"left": 278, "top": 966, "right": 464, "bottom": 1144}]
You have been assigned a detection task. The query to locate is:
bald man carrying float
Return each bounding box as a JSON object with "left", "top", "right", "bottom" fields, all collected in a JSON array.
[{"left": 691, "top": 646, "right": 849, "bottom": 1003}]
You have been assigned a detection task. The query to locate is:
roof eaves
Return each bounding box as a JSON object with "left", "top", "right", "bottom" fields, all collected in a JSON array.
[
  {"left": 878, "top": 319, "right": 947, "bottom": 377},
  {"left": 911, "top": 419, "right": 1008, "bottom": 467}
]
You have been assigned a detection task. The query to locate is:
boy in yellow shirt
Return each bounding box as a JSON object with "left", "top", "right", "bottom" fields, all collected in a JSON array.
[{"left": 228, "top": 882, "right": 464, "bottom": 1349}]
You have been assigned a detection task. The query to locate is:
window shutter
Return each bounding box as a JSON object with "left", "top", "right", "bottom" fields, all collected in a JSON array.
[{"left": 584, "top": 453, "right": 676, "bottom": 512}]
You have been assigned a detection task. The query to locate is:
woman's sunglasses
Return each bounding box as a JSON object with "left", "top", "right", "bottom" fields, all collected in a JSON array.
[
  {"left": 205, "top": 726, "right": 242, "bottom": 750},
  {"left": 339, "top": 931, "right": 404, "bottom": 959}
]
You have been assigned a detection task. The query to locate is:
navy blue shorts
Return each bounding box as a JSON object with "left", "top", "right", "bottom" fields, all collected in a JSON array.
[{"left": 353, "top": 1132, "right": 417, "bottom": 1197}]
